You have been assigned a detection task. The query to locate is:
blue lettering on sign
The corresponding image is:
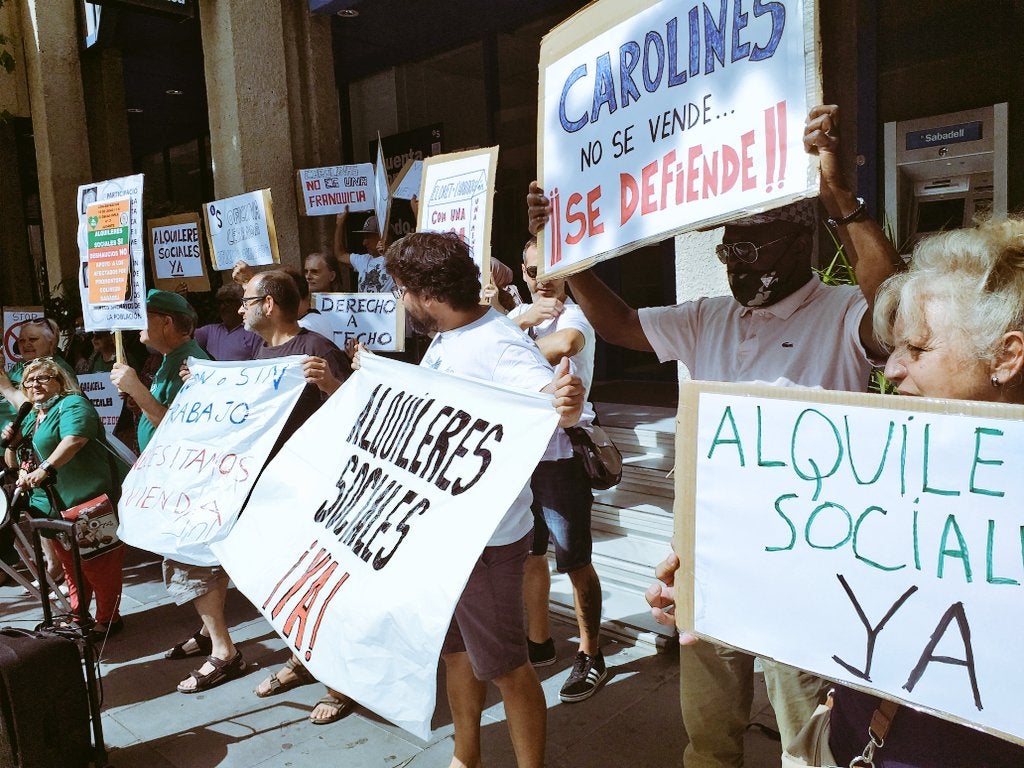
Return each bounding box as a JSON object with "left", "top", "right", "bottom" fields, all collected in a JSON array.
[{"left": 905, "top": 121, "right": 983, "bottom": 150}]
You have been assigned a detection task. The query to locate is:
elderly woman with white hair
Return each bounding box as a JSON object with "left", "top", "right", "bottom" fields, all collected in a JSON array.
[{"left": 821, "top": 215, "right": 1024, "bottom": 766}]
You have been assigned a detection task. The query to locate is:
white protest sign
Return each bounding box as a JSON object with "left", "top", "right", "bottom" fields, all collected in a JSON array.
[
  {"left": 148, "top": 213, "right": 210, "bottom": 292},
  {"left": 297, "top": 164, "right": 374, "bottom": 216},
  {"left": 417, "top": 147, "right": 498, "bottom": 293},
  {"left": 538, "top": 0, "right": 818, "bottom": 279},
  {"left": 311, "top": 293, "right": 405, "bottom": 352},
  {"left": 76, "top": 174, "right": 146, "bottom": 331},
  {"left": 676, "top": 382, "right": 1024, "bottom": 746},
  {"left": 203, "top": 189, "right": 281, "bottom": 271},
  {"left": 212, "top": 353, "right": 559, "bottom": 739},
  {"left": 373, "top": 137, "right": 390, "bottom": 237},
  {"left": 2, "top": 307, "right": 43, "bottom": 371},
  {"left": 77, "top": 373, "right": 123, "bottom": 435},
  {"left": 391, "top": 159, "right": 423, "bottom": 200},
  {"left": 118, "top": 357, "right": 307, "bottom": 566}
]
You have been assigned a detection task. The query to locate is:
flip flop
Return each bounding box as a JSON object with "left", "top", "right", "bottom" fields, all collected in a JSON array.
[
  {"left": 177, "top": 651, "right": 247, "bottom": 694},
  {"left": 255, "top": 655, "right": 317, "bottom": 697},
  {"left": 310, "top": 694, "right": 353, "bottom": 725},
  {"left": 165, "top": 629, "right": 213, "bottom": 660}
]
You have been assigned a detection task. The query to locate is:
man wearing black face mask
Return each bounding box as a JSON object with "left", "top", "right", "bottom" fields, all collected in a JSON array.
[{"left": 527, "top": 105, "right": 901, "bottom": 768}]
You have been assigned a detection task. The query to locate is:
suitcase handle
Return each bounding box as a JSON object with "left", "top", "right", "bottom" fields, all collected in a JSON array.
[{"left": 26, "top": 517, "right": 92, "bottom": 633}]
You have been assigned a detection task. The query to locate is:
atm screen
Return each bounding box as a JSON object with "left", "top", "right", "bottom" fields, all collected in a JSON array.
[{"left": 915, "top": 198, "right": 966, "bottom": 233}]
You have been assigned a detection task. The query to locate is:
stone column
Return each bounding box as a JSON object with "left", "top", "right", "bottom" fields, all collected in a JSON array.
[
  {"left": 81, "top": 47, "right": 133, "bottom": 181},
  {"left": 19, "top": 0, "right": 93, "bottom": 293},
  {"left": 199, "top": 0, "right": 342, "bottom": 269}
]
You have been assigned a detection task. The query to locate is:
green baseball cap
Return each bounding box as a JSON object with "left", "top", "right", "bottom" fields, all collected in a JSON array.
[{"left": 146, "top": 288, "right": 197, "bottom": 320}]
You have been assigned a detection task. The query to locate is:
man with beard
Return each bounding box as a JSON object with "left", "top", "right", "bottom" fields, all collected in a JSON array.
[
  {"left": 527, "top": 105, "right": 902, "bottom": 767},
  {"left": 380, "top": 231, "right": 585, "bottom": 768}
]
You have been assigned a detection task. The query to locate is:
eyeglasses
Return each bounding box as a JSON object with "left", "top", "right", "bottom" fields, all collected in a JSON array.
[
  {"left": 239, "top": 294, "right": 268, "bottom": 307},
  {"left": 23, "top": 375, "right": 56, "bottom": 388},
  {"left": 392, "top": 285, "right": 407, "bottom": 299},
  {"left": 715, "top": 235, "right": 793, "bottom": 265}
]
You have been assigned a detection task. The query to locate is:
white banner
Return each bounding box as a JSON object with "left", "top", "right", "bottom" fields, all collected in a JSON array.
[
  {"left": 297, "top": 164, "right": 374, "bottom": 216},
  {"left": 76, "top": 174, "right": 147, "bottom": 331},
  {"left": 204, "top": 189, "right": 280, "bottom": 271},
  {"left": 538, "top": 0, "right": 818, "bottom": 278},
  {"left": 310, "top": 293, "right": 405, "bottom": 352},
  {"left": 213, "top": 354, "right": 559, "bottom": 739},
  {"left": 118, "top": 357, "right": 307, "bottom": 566},
  {"left": 677, "top": 382, "right": 1024, "bottom": 746}
]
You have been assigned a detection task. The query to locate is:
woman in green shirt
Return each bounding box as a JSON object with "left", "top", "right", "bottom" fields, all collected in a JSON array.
[{"left": 2, "top": 357, "right": 126, "bottom": 640}]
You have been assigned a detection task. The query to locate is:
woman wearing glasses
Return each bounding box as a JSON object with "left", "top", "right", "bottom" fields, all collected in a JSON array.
[{"left": 2, "top": 357, "right": 126, "bottom": 641}]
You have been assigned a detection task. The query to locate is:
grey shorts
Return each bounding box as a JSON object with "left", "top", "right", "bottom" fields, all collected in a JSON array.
[
  {"left": 441, "top": 532, "right": 531, "bottom": 681},
  {"left": 163, "top": 558, "right": 229, "bottom": 605}
]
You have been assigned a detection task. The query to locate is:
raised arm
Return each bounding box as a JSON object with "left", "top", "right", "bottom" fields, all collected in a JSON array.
[
  {"left": 804, "top": 105, "right": 903, "bottom": 358},
  {"left": 110, "top": 363, "right": 168, "bottom": 431},
  {"left": 528, "top": 181, "right": 653, "bottom": 353},
  {"left": 333, "top": 208, "right": 354, "bottom": 269}
]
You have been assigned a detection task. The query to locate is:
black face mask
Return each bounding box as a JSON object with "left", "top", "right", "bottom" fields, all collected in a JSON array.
[{"left": 723, "top": 230, "right": 812, "bottom": 307}]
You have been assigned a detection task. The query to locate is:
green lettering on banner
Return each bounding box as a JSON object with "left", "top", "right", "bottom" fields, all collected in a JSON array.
[
  {"left": 937, "top": 514, "right": 972, "bottom": 582},
  {"left": 986, "top": 520, "right": 1019, "bottom": 586},
  {"left": 755, "top": 405, "right": 785, "bottom": 467},
  {"left": 969, "top": 427, "right": 1005, "bottom": 497},
  {"left": 707, "top": 405, "right": 744, "bottom": 466},
  {"left": 922, "top": 424, "right": 959, "bottom": 497}
]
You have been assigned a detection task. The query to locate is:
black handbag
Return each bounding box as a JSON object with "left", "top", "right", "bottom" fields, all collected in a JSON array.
[{"left": 565, "top": 424, "right": 623, "bottom": 490}]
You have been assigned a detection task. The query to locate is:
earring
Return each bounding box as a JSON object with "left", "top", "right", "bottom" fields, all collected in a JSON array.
[{"left": 991, "top": 374, "right": 1002, "bottom": 388}]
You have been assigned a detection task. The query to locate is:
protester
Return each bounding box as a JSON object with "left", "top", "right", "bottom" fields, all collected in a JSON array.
[
  {"left": 507, "top": 235, "right": 605, "bottom": 702},
  {"left": 334, "top": 208, "right": 396, "bottom": 293},
  {"left": 532, "top": 104, "right": 901, "bottom": 766},
  {"left": 304, "top": 250, "right": 345, "bottom": 293},
  {"left": 236, "top": 269, "right": 353, "bottom": 723},
  {"left": 110, "top": 290, "right": 246, "bottom": 695},
  {"left": 193, "top": 283, "right": 263, "bottom": 361},
  {"left": 2, "top": 357, "right": 126, "bottom": 641},
  {"left": 809, "top": 215, "right": 1024, "bottom": 767},
  {"left": 365, "top": 230, "right": 584, "bottom": 768}
]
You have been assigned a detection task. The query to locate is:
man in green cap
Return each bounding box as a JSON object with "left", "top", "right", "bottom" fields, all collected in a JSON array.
[{"left": 111, "top": 289, "right": 207, "bottom": 452}]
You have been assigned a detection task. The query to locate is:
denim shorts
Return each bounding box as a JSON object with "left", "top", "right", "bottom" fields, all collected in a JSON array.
[
  {"left": 442, "top": 532, "right": 531, "bottom": 680},
  {"left": 163, "top": 558, "right": 229, "bottom": 605},
  {"left": 529, "top": 456, "right": 594, "bottom": 573}
]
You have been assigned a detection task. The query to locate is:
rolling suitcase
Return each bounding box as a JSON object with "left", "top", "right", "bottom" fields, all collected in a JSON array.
[{"left": 0, "top": 513, "right": 109, "bottom": 767}]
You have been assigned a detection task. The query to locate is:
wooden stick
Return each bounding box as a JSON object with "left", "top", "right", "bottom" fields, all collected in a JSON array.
[{"left": 114, "top": 331, "right": 125, "bottom": 365}]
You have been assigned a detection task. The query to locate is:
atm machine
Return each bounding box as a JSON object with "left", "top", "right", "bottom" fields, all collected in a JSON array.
[{"left": 884, "top": 104, "right": 1008, "bottom": 254}]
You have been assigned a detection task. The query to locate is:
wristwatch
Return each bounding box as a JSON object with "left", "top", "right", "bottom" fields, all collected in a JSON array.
[
  {"left": 39, "top": 459, "right": 54, "bottom": 475},
  {"left": 827, "top": 197, "right": 867, "bottom": 229}
]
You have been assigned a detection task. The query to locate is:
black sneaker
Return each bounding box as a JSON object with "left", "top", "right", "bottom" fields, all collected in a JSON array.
[
  {"left": 559, "top": 650, "right": 607, "bottom": 703},
  {"left": 528, "top": 637, "right": 556, "bottom": 667}
]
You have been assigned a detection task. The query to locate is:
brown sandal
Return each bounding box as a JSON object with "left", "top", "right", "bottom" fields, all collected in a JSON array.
[
  {"left": 177, "top": 651, "right": 247, "bottom": 694},
  {"left": 254, "top": 655, "right": 317, "bottom": 697},
  {"left": 310, "top": 694, "right": 353, "bottom": 725}
]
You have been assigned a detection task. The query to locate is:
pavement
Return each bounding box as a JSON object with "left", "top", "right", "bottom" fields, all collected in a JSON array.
[{"left": 0, "top": 546, "right": 783, "bottom": 768}]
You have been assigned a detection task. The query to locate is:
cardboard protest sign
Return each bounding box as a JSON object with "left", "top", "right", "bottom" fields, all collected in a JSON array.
[
  {"left": 117, "top": 357, "right": 307, "bottom": 566},
  {"left": 203, "top": 189, "right": 281, "bottom": 271},
  {"left": 417, "top": 147, "right": 498, "bottom": 296},
  {"left": 77, "top": 373, "right": 123, "bottom": 434},
  {"left": 296, "top": 164, "right": 374, "bottom": 216},
  {"left": 76, "top": 174, "right": 146, "bottom": 331},
  {"left": 2, "top": 307, "right": 43, "bottom": 371},
  {"left": 148, "top": 213, "right": 210, "bottom": 292},
  {"left": 311, "top": 293, "right": 405, "bottom": 352},
  {"left": 373, "top": 138, "right": 390, "bottom": 242},
  {"left": 675, "top": 381, "right": 1024, "bottom": 746},
  {"left": 212, "top": 353, "right": 559, "bottom": 739},
  {"left": 537, "top": 0, "right": 820, "bottom": 279},
  {"left": 390, "top": 159, "right": 423, "bottom": 201}
]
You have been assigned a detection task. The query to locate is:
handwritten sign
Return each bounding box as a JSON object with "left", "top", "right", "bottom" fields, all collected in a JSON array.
[
  {"left": 78, "top": 373, "right": 123, "bottom": 434},
  {"left": 296, "top": 164, "right": 374, "bottom": 216},
  {"left": 311, "top": 292, "right": 405, "bottom": 352},
  {"left": 148, "top": 213, "right": 210, "bottom": 292},
  {"left": 117, "top": 357, "right": 307, "bottom": 566},
  {"left": 676, "top": 382, "right": 1024, "bottom": 746},
  {"left": 2, "top": 307, "right": 43, "bottom": 371},
  {"left": 537, "top": 0, "right": 819, "bottom": 279},
  {"left": 212, "top": 353, "right": 559, "bottom": 739},
  {"left": 417, "top": 147, "right": 498, "bottom": 296},
  {"left": 76, "top": 174, "right": 146, "bottom": 331},
  {"left": 203, "top": 189, "right": 281, "bottom": 271},
  {"left": 390, "top": 159, "right": 423, "bottom": 200},
  {"left": 373, "top": 138, "right": 390, "bottom": 242}
]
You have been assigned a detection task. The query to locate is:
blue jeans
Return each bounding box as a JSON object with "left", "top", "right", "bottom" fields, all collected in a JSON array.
[{"left": 529, "top": 456, "right": 593, "bottom": 573}]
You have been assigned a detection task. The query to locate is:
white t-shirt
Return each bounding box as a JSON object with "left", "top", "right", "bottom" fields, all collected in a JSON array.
[
  {"left": 638, "top": 277, "right": 872, "bottom": 391},
  {"left": 508, "top": 297, "right": 596, "bottom": 400},
  {"left": 420, "top": 308, "right": 563, "bottom": 545},
  {"left": 349, "top": 252, "right": 395, "bottom": 294}
]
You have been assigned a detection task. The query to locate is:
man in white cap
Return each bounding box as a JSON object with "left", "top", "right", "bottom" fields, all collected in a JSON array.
[
  {"left": 333, "top": 208, "right": 396, "bottom": 293},
  {"left": 528, "top": 105, "right": 902, "bottom": 767}
]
